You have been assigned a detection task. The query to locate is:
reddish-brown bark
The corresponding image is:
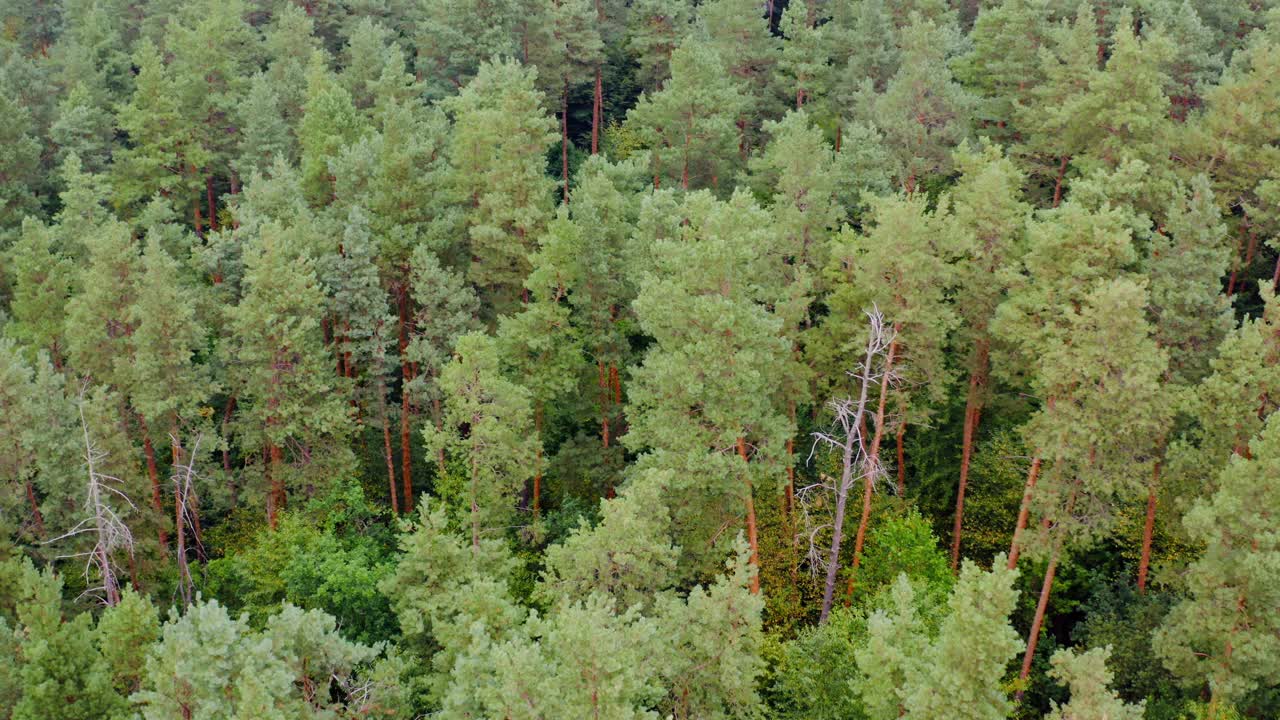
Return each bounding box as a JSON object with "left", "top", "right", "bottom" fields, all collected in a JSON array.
[
  {"left": 738, "top": 436, "right": 760, "bottom": 595},
  {"left": 1007, "top": 455, "right": 1042, "bottom": 569},
  {"left": 952, "top": 341, "right": 989, "bottom": 570},
  {"left": 1137, "top": 460, "right": 1161, "bottom": 593}
]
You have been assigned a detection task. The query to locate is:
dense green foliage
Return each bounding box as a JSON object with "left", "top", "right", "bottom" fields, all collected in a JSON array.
[{"left": 1, "top": 0, "right": 1278, "bottom": 717}]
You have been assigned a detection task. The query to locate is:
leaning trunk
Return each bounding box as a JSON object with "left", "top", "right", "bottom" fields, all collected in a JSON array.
[
  {"left": 738, "top": 437, "right": 760, "bottom": 595},
  {"left": 1137, "top": 460, "right": 1161, "bottom": 593},
  {"left": 1015, "top": 539, "right": 1062, "bottom": 700},
  {"left": 1007, "top": 455, "right": 1042, "bottom": 569},
  {"left": 951, "top": 341, "right": 989, "bottom": 570},
  {"left": 846, "top": 334, "right": 898, "bottom": 602}
]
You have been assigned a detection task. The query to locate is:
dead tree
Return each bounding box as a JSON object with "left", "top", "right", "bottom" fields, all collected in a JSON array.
[
  {"left": 170, "top": 432, "right": 204, "bottom": 609},
  {"left": 802, "top": 308, "right": 896, "bottom": 622},
  {"left": 49, "top": 384, "right": 137, "bottom": 606}
]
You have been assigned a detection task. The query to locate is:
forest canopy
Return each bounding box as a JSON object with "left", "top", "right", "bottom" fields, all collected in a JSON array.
[{"left": 0, "top": 0, "right": 1278, "bottom": 718}]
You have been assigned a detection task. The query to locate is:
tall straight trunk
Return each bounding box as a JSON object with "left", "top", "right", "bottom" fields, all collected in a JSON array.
[
  {"left": 952, "top": 340, "right": 989, "bottom": 570},
  {"left": 1052, "top": 155, "right": 1069, "bottom": 208},
  {"left": 1007, "top": 455, "right": 1042, "bottom": 569},
  {"left": 1137, "top": 460, "right": 1161, "bottom": 593},
  {"left": 171, "top": 436, "right": 204, "bottom": 558},
  {"left": 533, "top": 406, "right": 544, "bottom": 515},
  {"left": 382, "top": 392, "right": 399, "bottom": 514},
  {"left": 737, "top": 437, "right": 760, "bottom": 594},
  {"left": 139, "top": 418, "right": 169, "bottom": 550},
  {"left": 1015, "top": 540, "right": 1062, "bottom": 700},
  {"left": 400, "top": 382, "right": 413, "bottom": 512},
  {"left": 895, "top": 421, "right": 906, "bottom": 495},
  {"left": 598, "top": 360, "right": 611, "bottom": 448},
  {"left": 397, "top": 283, "right": 414, "bottom": 511},
  {"left": 25, "top": 481, "right": 44, "bottom": 536},
  {"left": 206, "top": 176, "right": 217, "bottom": 231},
  {"left": 562, "top": 85, "right": 571, "bottom": 203},
  {"left": 592, "top": 66, "right": 602, "bottom": 155},
  {"left": 1227, "top": 228, "right": 1245, "bottom": 296},
  {"left": 846, "top": 333, "right": 898, "bottom": 602}
]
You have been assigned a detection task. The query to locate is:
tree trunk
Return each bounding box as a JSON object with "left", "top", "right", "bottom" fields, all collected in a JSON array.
[
  {"left": 738, "top": 436, "right": 760, "bottom": 595},
  {"left": 1227, "top": 229, "right": 1244, "bottom": 296},
  {"left": 25, "top": 481, "right": 44, "bottom": 537},
  {"left": 172, "top": 436, "right": 204, "bottom": 559},
  {"left": 1007, "top": 455, "right": 1042, "bottom": 569},
  {"left": 174, "top": 445, "right": 191, "bottom": 608},
  {"left": 1052, "top": 155, "right": 1069, "bottom": 208},
  {"left": 140, "top": 419, "right": 169, "bottom": 550},
  {"left": 592, "top": 66, "right": 602, "bottom": 155},
  {"left": 895, "top": 421, "right": 906, "bottom": 496},
  {"left": 952, "top": 341, "right": 989, "bottom": 570},
  {"left": 598, "top": 360, "right": 611, "bottom": 449},
  {"left": 382, "top": 392, "right": 399, "bottom": 515},
  {"left": 206, "top": 176, "right": 217, "bottom": 231},
  {"left": 846, "top": 334, "right": 898, "bottom": 603},
  {"left": 1137, "top": 460, "right": 1161, "bottom": 593},
  {"left": 397, "top": 285, "right": 414, "bottom": 512},
  {"left": 1015, "top": 540, "right": 1062, "bottom": 700},
  {"left": 562, "top": 84, "right": 570, "bottom": 203},
  {"left": 267, "top": 442, "right": 283, "bottom": 530},
  {"left": 533, "top": 405, "right": 543, "bottom": 516}
]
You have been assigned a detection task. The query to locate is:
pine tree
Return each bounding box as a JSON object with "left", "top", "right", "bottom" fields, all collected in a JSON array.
[
  {"left": 653, "top": 537, "right": 765, "bottom": 719},
  {"left": 1067, "top": 13, "right": 1175, "bottom": 180},
  {"left": 162, "top": 0, "right": 260, "bottom": 228},
  {"left": 1045, "top": 647, "right": 1146, "bottom": 720},
  {"left": 1013, "top": 2, "right": 1101, "bottom": 205},
  {"left": 0, "top": 89, "right": 41, "bottom": 229},
  {"left": 777, "top": 3, "right": 833, "bottom": 111},
  {"left": 627, "top": 0, "right": 694, "bottom": 92},
  {"left": 903, "top": 558, "right": 1024, "bottom": 720},
  {"left": 298, "top": 52, "right": 370, "bottom": 206},
  {"left": 423, "top": 332, "right": 540, "bottom": 550},
  {"left": 538, "top": 470, "right": 679, "bottom": 608},
  {"left": 445, "top": 58, "right": 558, "bottom": 315},
  {"left": 113, "top": 38, "right": 207, "bottom": 223},
  {"left": 0, "top": 340, "right": 49, "bottom": 539},
  {"left": 955, "top": 0, "right": 1056, "bottom": 139},
  {"left": 947, "top": 142, "right": 1030, "bottom": 568},
  {"left": 496, "top": 296, "right": 581, "bottom": 515},
  {"left": 50, "top": 83, "right": 116, "bottom": 175},
  {"left": 1145, "top": 0, "right": 1223, "bottom": 119},
  {"left": 409, "top": 0, "right": 519, "bottom": 100},
  {"left": 870, "top": 14, "right": 975, "bottom": 191},
  {"left": 5, "top": 218, "right": 75, "bottom": 365},
  {"left": 406, "top": 246, "right": 482, "bottom": 474},
  {"left": 699, "top": 0, "right": 783, "bottom": 154},
  {"left": 11, "top": 567, "right": 128, "bottom": 720},
  {"left": 626, "top": 41, "right": 750, "bottom": 191},
  {"left": 225, "top": 222, "right": 353, "bottom": 528},
  {"left": 233, "top": 74, "right": 294, "bottom": 182},
  {"left": 95, "top": 589, "right": 161, "bottom": 697},
  {"left": 625, "top": 189, "right": 795, "bottom": 587},
  {"left": 1155, "top": 414, "right": 1280, "bottom": 714},
  {"left": 528, "top": 155, "right": 647, "bottom": 457},
  {"left": 1009, "top": 278, "right": 1171, "bottom": 692}
]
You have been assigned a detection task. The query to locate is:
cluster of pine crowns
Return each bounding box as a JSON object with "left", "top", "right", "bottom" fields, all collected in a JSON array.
[{"left": 0, "top": 0, "right": 1277, "bottom": 718}]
